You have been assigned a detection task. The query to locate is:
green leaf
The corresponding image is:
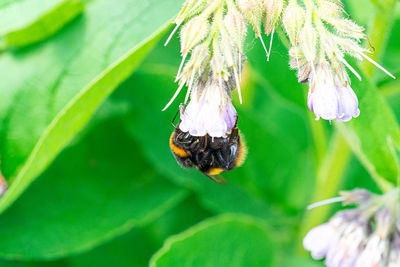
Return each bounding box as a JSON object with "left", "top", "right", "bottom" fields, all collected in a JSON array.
[
  {"left": 69, "top": 195, "right": 212, "bottom": 267},
  {"left": 150, "top": 214, "right": 275, "bottom": 267},
  {"left": 69, "top": 229, "right": 158, "bottom": 267},
  {"left": 0, "top": 119, "right": 187, "bottom": 260},
  {"left": 0, "top": 0, "right": 85, "bottom": 48},
  {"left": 336, "top": 76, "right": 400, "bottom": 188},
  {"left": 0, "top": 0, "right": 184, "bottom": 213}
]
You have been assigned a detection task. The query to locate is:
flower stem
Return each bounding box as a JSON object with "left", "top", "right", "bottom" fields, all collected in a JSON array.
[{"left": 297, "top": 132, "right": 351, "bottom": 253}]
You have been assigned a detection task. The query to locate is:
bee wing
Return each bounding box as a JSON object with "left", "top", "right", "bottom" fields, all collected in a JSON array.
[{"left": 203, "top": 173, "right": 227, "bottom": 185}]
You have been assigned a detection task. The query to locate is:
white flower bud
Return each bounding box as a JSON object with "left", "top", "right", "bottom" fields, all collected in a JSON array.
[
  {"left": 180, "top": 15, "right": 209, "bottom": 54},
  {"left": 236, "top": 0, "right": 263, "bottom": 36},
  {"left": 282, "top": 0, "right": 305, "bottom": 46},
  {"left": 317, "top": 0, "right": 342, "bottom": 18},
  {"left": 263, "top": 0, "right": 284, "bottom": 35},
  {"left": 333, "top": 19, "right": 365, "bottom": 41},
  {"left": 296, "top": 64, "right": 311, "bottom": 83}
]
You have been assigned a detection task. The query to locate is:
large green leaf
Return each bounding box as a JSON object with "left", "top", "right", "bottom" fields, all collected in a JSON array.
[
  {"left": 0, "top": 119, "right": 187, "bottom": 260},
  {"left": 0, "top": 0, "right": 184, "bottom": 213},
  {"left": 150, "top": 214, "right": 275, "bottom": 267},
  {"left": 69, "top": 195, "right": 212, "bottom": 267},
  {"left": 0, "top": 0, "right": 85, "bottom": 48}
]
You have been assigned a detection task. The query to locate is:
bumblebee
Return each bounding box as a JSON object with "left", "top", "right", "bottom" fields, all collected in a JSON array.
[{"left": 169, "top": 122, "right": 247, "bottom": 184}]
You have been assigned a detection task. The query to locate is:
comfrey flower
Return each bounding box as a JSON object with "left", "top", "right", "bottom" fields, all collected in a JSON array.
[
  {"left": 165, "top": 0, "right": 396, "bottom": 127},
  {"left": 179, "top": 73, "right": 238, "bottom": 137},
  {"left": 284, "top": 0, "right": 396, "bottom": 122},
  {"left": 165, "top": 0, "right": 251, "bottom": 180},
  {"left": 304, "top": 188, "right": 400, "bottom": 267},
  {"left": 305, "top": 60, "right": 360, "bottom": 122},
  {"left": 163, "top": 0, "right": 247, "bottom": 138}
]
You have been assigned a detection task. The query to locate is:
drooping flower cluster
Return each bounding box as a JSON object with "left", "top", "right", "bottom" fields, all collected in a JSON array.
[
  {"left": 283, "top": 0, "right": 395, "bottom": 121},
  {"left": 304, "top": 188, "right": 400, "bottom": 267},
  {"left": 164, "top": 0, "right": 395, "bottom": 128},
  {"left": 163, "top": 0, "right": 249, "bottom": 138}
]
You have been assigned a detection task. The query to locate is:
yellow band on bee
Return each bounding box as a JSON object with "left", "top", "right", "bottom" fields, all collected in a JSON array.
[
  {"left": 208, "top": 168, "right": 224, "bottom": 175},
  {"left": 235, "top": 134, "right": 248, "bottom": 167},
  {"left": 169, "top": 132, "right": 189, "bottom": 157}
]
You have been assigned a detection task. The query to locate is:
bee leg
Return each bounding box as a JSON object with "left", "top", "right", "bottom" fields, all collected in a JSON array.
[
  {"left": 215, "top": 150, "right": 228, "bottom": 168},
  {"left": 171, "top": 108, "right": 180, "bottom": 128}
]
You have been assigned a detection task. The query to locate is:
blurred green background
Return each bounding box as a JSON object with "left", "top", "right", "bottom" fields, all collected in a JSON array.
[{"left": 0, "top": 0, "right": 399, "bottom": 266}]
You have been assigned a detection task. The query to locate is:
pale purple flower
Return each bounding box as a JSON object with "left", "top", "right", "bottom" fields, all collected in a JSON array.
[
  {"left": 307, "top": 63, "right": 360, "bottom": 122},
  {"left": 304, "top": 189, "right": 400, "bottom": 267},
  {"left": 303, "top": 222, "right": 340, "bottom": 260},
  {"left": 389, "top": 232, "right": 400, "bottom": 267},
  {"left": 355, "top": 235, "right": 389, "bottom": 267},
  {"left": 179, "top": 79, "right": 237, "bottom": 138},
  {"left": 325, "top": 221, "right": 367, "bottom": 267}
]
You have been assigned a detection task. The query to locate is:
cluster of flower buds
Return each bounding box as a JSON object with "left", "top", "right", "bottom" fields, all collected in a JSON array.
[
  {"left": 304, "top": 188, "right": 400, "bottom": 267},
  {"left": 163, "top": 0, "right": 248, "bottom": 137},
  {"left": 164, "top": 0, "right": 396, "bottom": 127},
  {"left": 283, "top": 0, "right": 395, "bottom": 121}
]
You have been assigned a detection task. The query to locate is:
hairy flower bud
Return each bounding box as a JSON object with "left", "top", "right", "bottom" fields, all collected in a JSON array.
[
  {"left": 340, "top": 189, "right": 372, "bottom": 205},
  {"left": 180, "top": 15, "right": 209, "bottom": 54},
  {"left": 282, "top": 0, "right": 305, "bottom": 46},
  {"left": 317, "top": 0, "right": 342, "bottom": 18},
  {"left": 331, "top": 19, "right": 365, "bottom": 41},
  {"left": 236, "top": 0, "right": 263, "bottom": 36},
  {"left": 263, "top": 0, "right": 284, "bottom": 35},
  {"left": 176, "top": 0, "right": 208, "bottom": 24},
  {"left": 298, "top": 20, "right": 317, "bottom": 62},
  {"left": 224, "top": 2, "right": 247, "bottom": 53}
]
